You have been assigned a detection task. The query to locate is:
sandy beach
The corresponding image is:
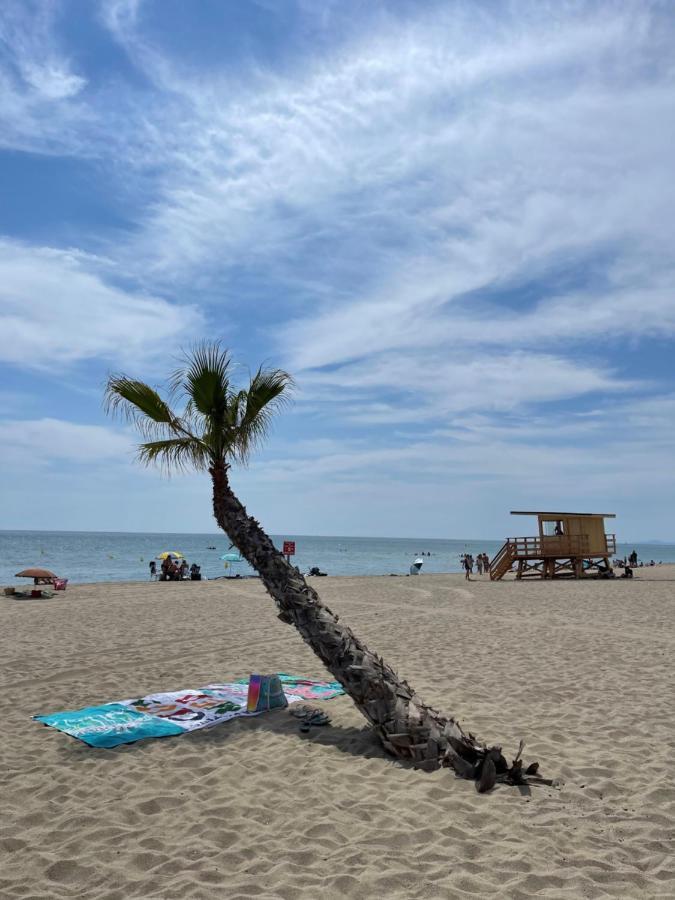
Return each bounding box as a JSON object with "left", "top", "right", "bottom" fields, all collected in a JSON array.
[{"left": 2, "top": 570, "right": 674, "bottom": 899}]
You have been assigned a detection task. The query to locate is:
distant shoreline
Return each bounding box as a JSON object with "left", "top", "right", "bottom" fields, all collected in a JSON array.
[{"left": 17, "top": 563, "right": 675, "bottom": 589}]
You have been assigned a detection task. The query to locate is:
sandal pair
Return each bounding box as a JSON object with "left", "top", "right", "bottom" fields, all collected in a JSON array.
[
  {"left": 290, "top": 704, "right": 316, "bottom": 719},
  {"left": 291, "top": 706, "right": 331, "bottom": 731}
]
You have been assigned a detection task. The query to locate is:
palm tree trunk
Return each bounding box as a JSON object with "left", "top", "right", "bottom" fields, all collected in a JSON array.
[{"left": 210, "top": 463, "right": 496, "bottom": 773}]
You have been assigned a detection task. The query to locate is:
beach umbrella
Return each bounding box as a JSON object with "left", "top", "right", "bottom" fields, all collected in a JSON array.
[
  {"left": 221, "top": 551, "right": 242, "bottom": 575},
  {"left": 156, "top": 551, "right": 184, "bottom": 560},
  {"left": 15, "top": 567, "right": 57, "bottom": 584}
]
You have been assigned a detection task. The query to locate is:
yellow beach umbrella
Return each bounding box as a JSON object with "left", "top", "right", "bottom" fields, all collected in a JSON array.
[{"left": 156, "top": 551, "right": 184, "bottom": 560}]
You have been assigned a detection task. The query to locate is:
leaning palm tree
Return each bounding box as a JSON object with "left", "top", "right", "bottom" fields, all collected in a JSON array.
[{"left": 105, "top": 343, "right": 543, "bottom": 788}]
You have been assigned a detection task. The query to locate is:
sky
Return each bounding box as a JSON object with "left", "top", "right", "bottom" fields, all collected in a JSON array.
[{"left": 0, "top": 0, "right": 674, "bottom": 541}]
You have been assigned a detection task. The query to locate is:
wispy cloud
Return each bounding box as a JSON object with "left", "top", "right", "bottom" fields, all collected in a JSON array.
[
  {"left": 0, "top": 0, "right": 86, "bottom": 98},
  {"left": 91, "top": 1, "right": 675, "bottom": 424},
  {"left": 298, "top": 351, "right": 633, "bottom": 425},
  {"left": 0, "top": 0, "right": 89, "bottom": 151},
  {"left": 0, "top": 1, "right": 674, "bottom": 536},
  {"left": 0, "top": 417, "right": 133, "bottom": 468},
  {"left": 243, "top": 393, "right": 675, "bottom": 500},
  {"left": 0, "top": 239, "right": 204, "bottom": 371},
  {"left": 96, "top": 2, "right": 675, "bottom": 286}
]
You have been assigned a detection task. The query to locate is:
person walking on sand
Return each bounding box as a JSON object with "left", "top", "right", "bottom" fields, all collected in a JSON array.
[
  {"left": 476, "top": 555, "right": 483, "bottom": 576},
  {"left": 463, "top": 555, "right": 472, "bottom": 581}
]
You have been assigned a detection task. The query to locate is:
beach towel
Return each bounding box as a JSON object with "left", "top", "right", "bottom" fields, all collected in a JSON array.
[
  {"left": 237, "top": 673, "right": 344, "bottom": 702},
  {"left": 33, "top": 675, "right": 344, "bottom": 748}
]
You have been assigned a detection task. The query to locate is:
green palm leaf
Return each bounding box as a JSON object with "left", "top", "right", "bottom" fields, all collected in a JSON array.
[
  {"left": 233, "top": 367, "right": 294, "bottom": 462},
  {"left": 104, "top": 377, "right": 180, "bottom": 440},
  {"left": 171, "top": 342, "right": 231, "bottom": 419},
  {"left": 105, "top": 343, "right": 293, "bottom": 471},
  {"left": 138, "top": 438, "right": 209, "bottom": 472}
]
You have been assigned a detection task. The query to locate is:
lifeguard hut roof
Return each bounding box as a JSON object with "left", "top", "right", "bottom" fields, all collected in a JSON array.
[{"left": 510, "top": 511, "right": 615, "bottom": 518}]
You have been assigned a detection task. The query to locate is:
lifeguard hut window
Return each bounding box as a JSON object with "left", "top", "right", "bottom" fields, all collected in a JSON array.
[{"left": 542, "top": 519, "right": 563, "bottom": 536}]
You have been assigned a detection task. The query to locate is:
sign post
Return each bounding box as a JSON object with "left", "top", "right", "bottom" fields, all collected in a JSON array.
[{"left": 283, "top": 540, "right": 296, "bottom": 563}]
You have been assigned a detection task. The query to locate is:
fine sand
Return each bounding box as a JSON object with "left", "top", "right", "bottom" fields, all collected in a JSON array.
[{"left": 2, "top": 569, "right": 674, "bottom": 899}]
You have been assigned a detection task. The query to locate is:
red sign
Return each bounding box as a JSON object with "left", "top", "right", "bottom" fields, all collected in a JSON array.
[{"left": 283, "top": 541, "right": 296, "bottom": 555}]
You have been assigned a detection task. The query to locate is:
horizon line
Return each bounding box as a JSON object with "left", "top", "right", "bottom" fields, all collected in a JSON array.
[{"left": 0, "top": 528, "right": 672, "bottom": 545}]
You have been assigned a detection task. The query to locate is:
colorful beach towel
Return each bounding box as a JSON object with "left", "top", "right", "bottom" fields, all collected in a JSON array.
[
  {"left": 34, "top": 675, "right": 344, "bottom": 748},
  {"left": 236, "top": 673, "right": 344, "bottom": 702}
]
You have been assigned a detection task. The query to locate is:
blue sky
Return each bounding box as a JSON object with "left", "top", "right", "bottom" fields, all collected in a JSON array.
[{"left": 1, "top": 0, "right": 674, "bottom": 540}]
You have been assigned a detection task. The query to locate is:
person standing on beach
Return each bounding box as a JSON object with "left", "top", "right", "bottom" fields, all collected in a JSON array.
[
  {"left": 463, "top": 555, "right": 472, "bottom": 580},
  {"left": 149, "top": 560, "right": 156, "bottom": 580}
]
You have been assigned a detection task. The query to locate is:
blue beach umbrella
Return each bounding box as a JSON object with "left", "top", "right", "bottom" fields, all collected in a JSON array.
[{"left": 220, "top": 551, "right": 243, "bottom": 576}]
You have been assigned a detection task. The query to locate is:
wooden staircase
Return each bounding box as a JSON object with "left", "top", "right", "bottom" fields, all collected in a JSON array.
[{"left": 489, "top": 541, "right": 515, "bottom": 581}]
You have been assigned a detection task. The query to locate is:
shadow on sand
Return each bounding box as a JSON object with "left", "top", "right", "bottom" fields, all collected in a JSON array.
[{"left": 53, "top": 706, "right": 421, "bottom": 770}]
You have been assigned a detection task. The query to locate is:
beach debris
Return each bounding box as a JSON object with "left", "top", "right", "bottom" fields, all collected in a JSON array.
[
  {"left": 476, "top": 756, "right": 497, "bottom": 793},
  {"left": 442, "top": 740, "right": 552, "bottom": 792}
]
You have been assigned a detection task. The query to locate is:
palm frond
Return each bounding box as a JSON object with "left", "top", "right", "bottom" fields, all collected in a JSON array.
[
  {"left": 104, "top": 351, "right": 292, "bottom": 473},
  {"left": 138, "top": 437, "right": 210, "bottom": 473},
  {"left": 104, "top": 376, "right": 181, "bottom": 440},
  {"left": 231, "top": 367, "right": 294, "bottom": 463},
  {"left": 170, "top": 341, "right": 232, "bottom": 418}
]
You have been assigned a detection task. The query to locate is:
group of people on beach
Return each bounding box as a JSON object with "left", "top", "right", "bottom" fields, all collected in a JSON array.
[
  {"left": 149, "top": 559, "right": 202, "bottom": 581},
  {"left": 614, "top": 551, "right": 661, "bottom": 571},
  {"left": 460, "top": 552, "right": 491, "bottom": 580}
]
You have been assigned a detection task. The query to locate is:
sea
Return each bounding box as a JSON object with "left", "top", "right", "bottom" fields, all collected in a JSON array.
[{"left": 1, "top": 530, "right": 674, "bottom": 585}]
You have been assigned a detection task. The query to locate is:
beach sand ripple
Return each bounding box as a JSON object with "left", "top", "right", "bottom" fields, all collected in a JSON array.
[{"left": 1, "top": 571, "right": 674, "bottom": 898}]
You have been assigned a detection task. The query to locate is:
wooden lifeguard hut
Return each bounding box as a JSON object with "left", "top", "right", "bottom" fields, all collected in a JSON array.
[{"left": 489, "top": 511, "right": 617, "bottom": 580}]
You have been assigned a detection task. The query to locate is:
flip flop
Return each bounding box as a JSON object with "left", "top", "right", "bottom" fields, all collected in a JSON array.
[
  {"left": 307, "top": 711, "right": 331, "bottom": 727},
  {"left": 290, "top": 705, "right": 314, "bottom": 719},
  {"left": 299, "top": 721, "right": 311, "bottom": 733}
]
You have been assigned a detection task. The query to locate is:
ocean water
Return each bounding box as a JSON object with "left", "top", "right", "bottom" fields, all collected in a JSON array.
[{"left": 1, "top": 530, "right": 673, "bottom": 585}]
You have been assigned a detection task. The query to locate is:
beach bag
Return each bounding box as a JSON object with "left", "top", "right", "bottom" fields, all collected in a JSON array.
[{"left": 247, "top": 674, "right": 288, "bottom": 713}]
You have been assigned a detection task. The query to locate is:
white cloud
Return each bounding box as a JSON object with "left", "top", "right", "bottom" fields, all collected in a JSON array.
[
  {"left": 241, "top": 393, "right": 675, "bottom": 511},
  {"left": 90, "top": 0, "right": 675, "bottom": 407},
  {"left": 296, "top": 351, "right": 632, "bottom": 424},
  {"left": 0, "top": 240, "right": 204, "bottom": 371},
  {"left": 94, "top": 2, "right": 674, "bottom": 286},
  {"left": 0, "top": 1, "right": 89, "bottom": 152},
  {"left": 0, "top": 0, "right": 86, "bottom": 99},
  {"left": 0, "top": 417, "right": 133, "bottom": 467},
  {"left": 0, "top": 1, "right": 673, "bottom": 539},
  {"left": 20, "top": 59, "right": 85, "bottom": 101}
]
